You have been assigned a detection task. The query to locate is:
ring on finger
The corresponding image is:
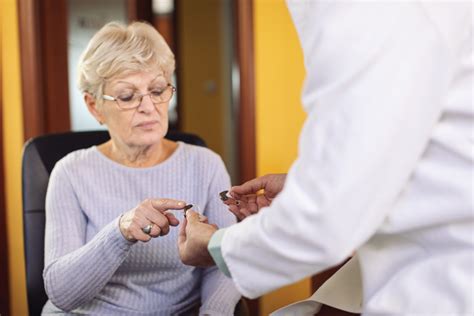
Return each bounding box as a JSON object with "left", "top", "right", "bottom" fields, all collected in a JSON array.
[{"left": 142, "top": 224, "right": 153, "bottom": 235}]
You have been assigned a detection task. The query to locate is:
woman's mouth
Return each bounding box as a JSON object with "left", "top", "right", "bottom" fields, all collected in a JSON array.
[{"left": 135, "top": 120, "right": 159, "bottom": 129}]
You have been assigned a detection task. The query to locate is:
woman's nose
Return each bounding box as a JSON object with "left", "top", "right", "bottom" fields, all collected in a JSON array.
[{"left": 137, "top": 94, "right": 155, "bottom": 112}]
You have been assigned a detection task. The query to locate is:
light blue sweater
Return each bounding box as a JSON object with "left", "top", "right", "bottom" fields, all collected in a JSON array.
[{"left": 42, "top": 142, "right": 240, "bottom": 315}]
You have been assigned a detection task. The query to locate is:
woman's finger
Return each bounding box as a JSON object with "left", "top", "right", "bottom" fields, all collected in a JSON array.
[
  {"left": 148, "top": 224, "right": 162, "bottom": 238},
  {"left": 150, "top": 198, "right": 186, "bottom": 212},
  {"left": 141, "top": 201, "right": 170, "bottom": 232},
  {"left": 164, "top": 212, "right": 180, "bottom": 226},
  {"left": 130, "top": 221, "right": 152, "bottom": 242},
  {"left": 159, "top": 224, "right": 169, "bottom": 236}
]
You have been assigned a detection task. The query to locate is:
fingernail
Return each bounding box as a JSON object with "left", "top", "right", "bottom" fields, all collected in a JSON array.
[
  {"left": 178, "top": 201, "right": 185, "bottom": 206},
  {"left": 183, "top": 204, "right": 193, "bottom": 217}
]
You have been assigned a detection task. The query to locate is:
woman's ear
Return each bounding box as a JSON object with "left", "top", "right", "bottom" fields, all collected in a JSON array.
[{"left": 84, "top": 93, "right": 104, "bottom": 125}]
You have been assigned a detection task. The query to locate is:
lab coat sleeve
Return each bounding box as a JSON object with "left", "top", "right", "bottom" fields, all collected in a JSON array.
[{"left": 220, "top": 2, "right": 453, "bottom": 298}]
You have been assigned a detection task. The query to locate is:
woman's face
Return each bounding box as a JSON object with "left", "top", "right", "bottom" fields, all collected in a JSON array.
[{"left": 93, "top": 71, "right": 171, "bottom": 149}]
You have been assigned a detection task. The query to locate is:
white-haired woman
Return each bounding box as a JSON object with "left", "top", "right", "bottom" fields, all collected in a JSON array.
[{"left": 42, "top": 21, "right": 240, "bottom": 315}]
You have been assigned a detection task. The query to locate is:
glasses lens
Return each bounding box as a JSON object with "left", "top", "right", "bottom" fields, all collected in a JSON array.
[
  {"left": 116, "top": 94, "right": 140, "bottom": 109},
  {"left": 116, "top": 86, "right": 175, "bottom": 109},
  {"left": 150, "top": 86, "right": 174, "bottom": 104}
]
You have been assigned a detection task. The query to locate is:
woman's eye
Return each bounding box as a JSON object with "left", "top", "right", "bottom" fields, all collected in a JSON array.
[
  {"left": 151, "top": 90, "right": 164, "bottom": 97},
  {"left": 118, "top": 94, "right": 134, "bottom": 102}
]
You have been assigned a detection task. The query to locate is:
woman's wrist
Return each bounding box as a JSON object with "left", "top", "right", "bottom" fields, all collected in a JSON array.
[{"left": 118, "top": 213, "right": 137, "bottom": 242}]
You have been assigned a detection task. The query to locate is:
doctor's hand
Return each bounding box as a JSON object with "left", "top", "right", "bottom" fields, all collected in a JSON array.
[
  {"left": 223, "top": 174, "right": 287, "bottom": 220},
  {"left": 178, "top": 210, "right": 218, "bottom": 267},
  {"left": 119, "top": 198, "right": 184, "bottom": 242}
]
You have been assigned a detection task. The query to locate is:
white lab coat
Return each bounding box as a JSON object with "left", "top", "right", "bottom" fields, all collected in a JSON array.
[{"left": 221, "top": 1, "right": 473, "bottom": 314}]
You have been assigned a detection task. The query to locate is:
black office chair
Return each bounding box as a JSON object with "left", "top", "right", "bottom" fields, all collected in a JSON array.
[{"left": 21, "top": 130, "right": 209, "bottom": 316}]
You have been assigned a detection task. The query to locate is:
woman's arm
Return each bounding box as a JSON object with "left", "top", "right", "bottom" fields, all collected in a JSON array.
[{"left": 43, "top": 161, "right": 134, "bottom": 311}]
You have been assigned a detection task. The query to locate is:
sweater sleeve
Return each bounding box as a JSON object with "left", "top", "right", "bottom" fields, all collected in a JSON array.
[
  {"left": 43, "top": 160, "right": 135, "bottom": 311},
  {"left": 199, "top": 155, "right": 241, "bottom": 315}
]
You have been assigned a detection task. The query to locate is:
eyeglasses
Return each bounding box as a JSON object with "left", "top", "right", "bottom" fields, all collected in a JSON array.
[{"left": 102, "top": 84, "right": 176, "bottom": 110}]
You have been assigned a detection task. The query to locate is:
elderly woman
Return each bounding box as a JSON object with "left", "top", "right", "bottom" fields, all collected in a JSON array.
[{"left": 42, "top": 21, "right": 240, "bottom": 315}]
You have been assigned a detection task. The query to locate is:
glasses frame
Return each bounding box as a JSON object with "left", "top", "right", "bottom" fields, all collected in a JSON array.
[{"left": 102, "top": 83, "right": 176, "bottom": 110}]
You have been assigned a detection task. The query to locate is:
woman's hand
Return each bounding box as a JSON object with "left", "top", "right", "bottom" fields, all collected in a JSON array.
[
  {"left": 223, "top": 174, "right": 287, "bottom": 220},
  {"left": 119, "top": 198, "right": 185, "bottom": 242}
]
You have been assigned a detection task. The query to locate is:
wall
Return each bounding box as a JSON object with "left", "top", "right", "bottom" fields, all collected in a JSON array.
[
  {"left": 177, "top": 0, "right": 238, "bottom": 182},
  {"left": 68, "top": 0, "right": 127, "bottom": 131},
  {"left": 253, "top": 0, "right": 310, "bottom": 314},
  {"left": 1, "top": 0, "right": 28, "bottom": 314}
]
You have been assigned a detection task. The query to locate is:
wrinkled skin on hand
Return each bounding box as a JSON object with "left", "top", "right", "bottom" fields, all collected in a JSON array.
[{"left": 178, "top": 210, "right": 218, "bottom": 267}]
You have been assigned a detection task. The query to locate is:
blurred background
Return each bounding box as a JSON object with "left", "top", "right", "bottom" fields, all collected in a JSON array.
[{"left": 0, "top": 0, "right": 311, "bottom": 315}]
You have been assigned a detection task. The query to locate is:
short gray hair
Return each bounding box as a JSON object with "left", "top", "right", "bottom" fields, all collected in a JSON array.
[{"left": 77, "top": 21, "right": 175, "bottom": 98}]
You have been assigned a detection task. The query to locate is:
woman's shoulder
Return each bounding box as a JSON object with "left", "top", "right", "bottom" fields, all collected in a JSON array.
[
  {"left": 179, "top": 142, "right": 222, "bottom": 163},
  {"left": 53, "top": 146, "right": 101, "bottom": 172}
]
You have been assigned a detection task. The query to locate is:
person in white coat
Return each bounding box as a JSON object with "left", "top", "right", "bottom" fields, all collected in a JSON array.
[{"left": 178, "top": 1, "right": 474, "bottom": 314}]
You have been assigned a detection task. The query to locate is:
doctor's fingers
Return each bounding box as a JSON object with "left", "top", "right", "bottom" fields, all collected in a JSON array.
[
  {"left": 223, "top": 193, "right": 254, "bottom": 207},
  {"left": 256, "top": 194, "right": 271, "bottom": 210},
  {"left": 239, "top": 207, "right": 252, "bottom": 218},
  {"left": 227, "top": 205, "right": 242, "bottom": 220},
  {"left": 231, "top": 174, "right": 286, "bottom": 200},
  {"left": 228, "top": 204, "right": 250, "bottom": 221},
  {"left": 240, "top": 195, "right": 259, "bottom": 216},
  {"left": 228, "top": 193, "right": 268, "bottom": 215},
  {"left": 230, "top": 176, "right": 267, "bottom": 196}
]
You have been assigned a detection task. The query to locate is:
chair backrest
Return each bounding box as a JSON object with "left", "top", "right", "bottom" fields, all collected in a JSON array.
[{"left": 21, "top": 130, "right": 206, "bottom": 316}]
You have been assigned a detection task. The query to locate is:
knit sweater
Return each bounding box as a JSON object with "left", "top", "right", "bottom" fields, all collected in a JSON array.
[{"left": 42, "top": 142, "right": 240, "bottom": 315}]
